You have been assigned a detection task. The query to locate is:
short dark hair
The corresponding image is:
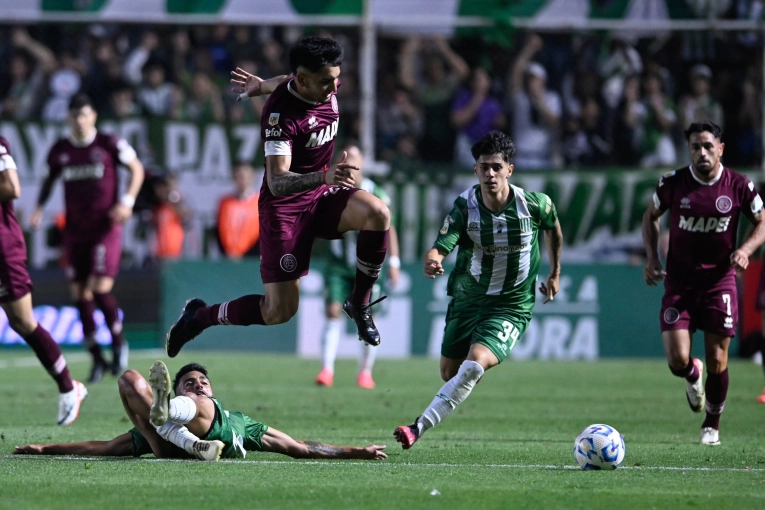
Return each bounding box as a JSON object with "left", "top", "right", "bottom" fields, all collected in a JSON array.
[
  {"left": 68, "top": 93, "right": 95, "bottom": 111},
  {"left": 471, "top": 131, "right": 516, "bottom": 164},
  {"left": 684, "top": 121, "right": 723, "bottom": 141},
  {"left": 289, "top": 36, "right": 343, "bottom": 74},
  {"left": 173, "top": 363, "right": 209, "bottom": 395}
]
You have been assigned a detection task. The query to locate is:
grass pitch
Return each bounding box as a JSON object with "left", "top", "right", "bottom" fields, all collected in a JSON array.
[{"left": 1, "top": 350, "right": 764, "bottom": 509}]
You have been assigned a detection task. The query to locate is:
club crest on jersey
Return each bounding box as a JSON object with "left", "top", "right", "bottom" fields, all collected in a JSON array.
[
  {"left": 269, "top": 113, "right": 280, "bottom": 126},
  {"left": 663, "top": 307, "right": 680, "bottom": 324},
  {"left": 59, "top": 153, "right": 70, "bottom": 164},
  {"left": 90, "top": 147, "right": 106, "bottom": 162},
  {"left": 716, "top": 196, "right": 732, "bottom": 213},
  {"left": 440, "top": 222, "right": 449, "bottom": 234},
  {"left": 680, "top": 197, "right": 691, "bottom": 209},
  {"left": 280, "top": 254, "right": 297, "bottom": 272},
  {"left": 331, "top": 95, "right": 338, "bottom": 113}
]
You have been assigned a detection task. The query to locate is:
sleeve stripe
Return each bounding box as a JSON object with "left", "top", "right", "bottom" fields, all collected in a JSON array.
[
  {"left": 118, "top": 146, "right": 137, "bottom": 165},
  {"left": 0, "top": 154, "right": 16, "bottom": 172},
  {"left": 265, "top": 141, "right": 291, "bottom": 157},
  {"left": 752, "top": 194, "right": 764, "bottom": 214},
  {"left": 652, "top": 192, "right": 661, "bottom": 210}
]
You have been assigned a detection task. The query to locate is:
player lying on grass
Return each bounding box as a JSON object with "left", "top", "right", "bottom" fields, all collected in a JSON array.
[{"left": 14, "top": 360, "right": 387, "bottom": 461}]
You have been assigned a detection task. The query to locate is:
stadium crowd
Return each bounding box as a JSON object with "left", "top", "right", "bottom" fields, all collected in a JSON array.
[{"left": 0, "top": 24, "right": 762, "bottom": 170}]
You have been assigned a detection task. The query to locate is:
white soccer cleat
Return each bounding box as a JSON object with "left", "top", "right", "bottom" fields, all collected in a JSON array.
[
  {"left": 148, "top": 361, "right": 172, "bottom": 427},
  {"left": 192, "top": 440, "right": 224, "bottom": 461},
  {"left": 57, "top": 381, "right": 88, "bottom": 426},
  {"left": 685, "top": 358, "right": 705, "bottom": 413},
  {"left": 700, "top": 427, "right": 720, "bottom": 446}
]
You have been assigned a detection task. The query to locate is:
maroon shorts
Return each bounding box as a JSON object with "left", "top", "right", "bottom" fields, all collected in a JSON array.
[
  {"left": 259, "top": 185, "right": 359, "bottom": 283},
  {"left": 0, "top": 257, "right": 33, "bottom": 303},
  {"left": 660, "top": 278, "right": 738, "bottom": 337},
  {"left": 64, "top": 226, "right": 123, "bottom": 283}
]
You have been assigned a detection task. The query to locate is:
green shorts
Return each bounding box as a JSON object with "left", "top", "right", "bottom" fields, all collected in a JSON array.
[
  {"left": 441, "top": 298, "right": 529, "bottom": 363},
  {"left": 324, "top": 264, "right": 382, "bottom": 307},
  {"left": 129, "top": 427, "right": 187, "bottom": 458}
]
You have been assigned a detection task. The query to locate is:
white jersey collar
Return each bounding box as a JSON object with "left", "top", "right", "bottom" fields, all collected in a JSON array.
[
  {"left": 68, "top": 130, "right": 97, "bottom": 148},
  {"left": 287, "top": 79, "right": 319, "bottom": 105},
  {"left": 689, "top": 163, "right": 723, "bottom": 186}
]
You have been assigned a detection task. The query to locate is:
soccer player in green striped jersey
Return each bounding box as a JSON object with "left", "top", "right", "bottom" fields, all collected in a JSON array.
[{"left": 394, "top": 131, "right": 563, "bottom": 449}]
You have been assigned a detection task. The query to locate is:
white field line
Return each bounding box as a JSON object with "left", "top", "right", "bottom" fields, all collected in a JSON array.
[
  {"left": 1, "top": 456, "right": 763, "bottom": 472},
  {"left": 0, "top": 350, "right": 167, "bottom": 369}
]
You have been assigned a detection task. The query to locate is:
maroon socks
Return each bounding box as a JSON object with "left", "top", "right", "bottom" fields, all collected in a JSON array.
[
  {"left": 24, "top": 325, "right": 74, "bottom": 393},
  {"left": 702, "top": 369, "right": 729, "bottom": 430},
  {"left": 350, "top": 230, "right": 389, "bottom": 306},
  {"left": 195, "top": 294, "right": 266, "bottom": 328}
]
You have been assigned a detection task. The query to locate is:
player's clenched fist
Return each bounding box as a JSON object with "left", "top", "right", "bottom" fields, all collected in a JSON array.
[
  {"left": 730, "top": 249, "right": 749, "bottom": 272},
  {"left": 644, "top": 257, "right": 666, "bottom": 286},
  {"left": 423, "top": 248, "right": 445, "bottom": 279}
]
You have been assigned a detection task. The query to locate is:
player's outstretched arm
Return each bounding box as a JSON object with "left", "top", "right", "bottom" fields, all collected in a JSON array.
[
  {"left": 539, "top": 219, "right": 562, "bottom": 303},
  {"left": 260, "top": 428, "right": 387, "bottom": 460},
  {"left": 641, "top": 200, "right": 666, "bottom": 285},
  {"left": 231, "top": 68, "right": 289, "bottom": 101},
  {"left": 13, "top": 433, "right": 134, "bottom": 457},
  {"left": 732, "top": 210, "right": 765, "bottom": 272}
]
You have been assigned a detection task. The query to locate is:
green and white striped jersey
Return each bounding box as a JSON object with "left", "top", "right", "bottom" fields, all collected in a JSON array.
[
  {"left": 327, "top": 178, "right": 392, "bottom": 273},
  {"left": 434, "top": 184, "right": 558, "bottom": 315}
]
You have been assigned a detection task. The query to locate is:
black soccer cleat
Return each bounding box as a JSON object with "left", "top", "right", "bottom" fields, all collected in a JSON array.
[
  {"left": 87, "top": 359, "right": 107, "bottom": 384},
  {"left": 166, "top": 298, "right": 207, "bottom": 358},
  {"left": 342, "top": 295, "right": 387, "bottom": 347}
]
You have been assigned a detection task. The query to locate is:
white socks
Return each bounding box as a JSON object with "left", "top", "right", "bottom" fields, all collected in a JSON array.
[
  {"left": 360, "top": 343, "right": 377, "bottom": 373},
  {"left": 168, "top": 396, "right": 197, "bottom": 424},
  {"left": 418, "top": 360, "right": 484, "bottom": 437},
  {"left": 322, "top": 318, "right": 342, "bottom": 372},
  {"left": 155, "top": 422, "right": 201, "bottom": 455}
]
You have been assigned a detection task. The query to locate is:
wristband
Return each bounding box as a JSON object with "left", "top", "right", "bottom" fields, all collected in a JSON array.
[
  {"left": 120, "top": 194, "right": 135, "bottom": 208},
  {"left": 388, "top": 255, "right": 401, "bottom": 269},
  {"left": 238, "top": 92, "right": 249, "bottom": 102}
]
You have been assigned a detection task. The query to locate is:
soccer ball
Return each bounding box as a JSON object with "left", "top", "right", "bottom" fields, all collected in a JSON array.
[{"left": 573, "top": 424, "right": 625, "bottom": 470}]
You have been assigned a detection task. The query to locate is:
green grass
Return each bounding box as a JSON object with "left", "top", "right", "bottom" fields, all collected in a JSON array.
[{"left": 1, "top": 351, "right": 764, "bottom": 509}]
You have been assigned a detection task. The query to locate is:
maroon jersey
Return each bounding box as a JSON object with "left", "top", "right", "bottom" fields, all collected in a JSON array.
[
  {"left": 46, "top": 132, "right": 136, "bottom": 237},
  {"left": 0, "top": 136, "right": 27, "bottom": 263},
  {"left": 260, "top": 78, "right": 340, "bottom": 213},
  {"left": 654, "top": 165, "right": 763, "bottom": 285}
]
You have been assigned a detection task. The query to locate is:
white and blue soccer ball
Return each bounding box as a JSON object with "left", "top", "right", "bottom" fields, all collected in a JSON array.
[{"left": 573, "top": 424, "right": 625, "bottom": 470}]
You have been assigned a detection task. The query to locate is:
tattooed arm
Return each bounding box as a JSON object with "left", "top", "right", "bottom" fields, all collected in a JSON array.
[
  {"left": 260, "top": 427, "right": 387, "bottom": 460},
  {"left": 265, "top": 151, "right": 357, "bottom": 197}
]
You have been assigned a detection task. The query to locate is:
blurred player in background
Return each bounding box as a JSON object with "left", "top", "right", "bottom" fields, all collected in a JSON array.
[
  {"left": 394, "top": 132, "right": 562, "bottom": 449},
  {"left": 167, "top": 36, "right": 391, "bottom": 357},
  {"left": 0, "top": 136, "right": 87, "bottom": 425},
  {"left": 14, "top": 360, "right": 387, "bottom": 461},
  {"left": 315, "top": 144, "right": 401, "bottom": 389},
  {"left": 31, "top": 94, "right": 145, "bottom": 384},
  {"left": 643, "top": 121, "right": 765, "bottom": 446}
]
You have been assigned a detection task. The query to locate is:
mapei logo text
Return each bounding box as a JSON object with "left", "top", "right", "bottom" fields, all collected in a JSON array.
[
  {"left": 305, "top": 119, "right": 338, "bottom": 148},
  {"left": 265, "top": 128, "right": 282, "bottom": 138},
  {"left": 678, "top": 215, "right": 731, "bottom": 233},
  {"left": 63, "top": 163, "right": 105, "bottom": 181}
]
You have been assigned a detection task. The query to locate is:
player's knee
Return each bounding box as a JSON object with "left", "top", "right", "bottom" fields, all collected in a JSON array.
[
  {"left": 118, "top": 370, "right": 144, "bottom": 394},
  {"left": 7, "top": 315, "right": 36, "bottom": 337},
  {"left": 367, "top": 200, "right": 390, "bottom": 230},
  {"left": 440, "top": 366, "right": 457, "bottom": 382},
  {"left": 263, "top": 303, "right": 298, "bottom": 325}
]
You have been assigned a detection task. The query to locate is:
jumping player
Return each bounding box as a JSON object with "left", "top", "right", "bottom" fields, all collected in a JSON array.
[
  {"left": 14, "top": 360, "right": 387, "bottom": 461},
  {"left": 315, "top": 144, "right": 401, "bottom": 389},
  {"left": 31, "top": 94, "right": 145, "bottom": 384},
  {"left": 393, "top": 132, "right": 563, "bottom": 449},
  {"left": 642, "top": 121, "right": 765, "bottom": 446},
  {"left": 0, "top": 136, "right": 87, "bottom": 425},
  {"left": 167, "top": 36, "right": 391, "bottom": 356}
]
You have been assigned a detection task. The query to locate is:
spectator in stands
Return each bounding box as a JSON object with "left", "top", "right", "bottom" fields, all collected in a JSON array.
[
  {"left": 260, "top": 38, "right": 289, "bottom": 78},
  {"left": 124, "top": 31, "right": 161, "bottom": 87},
  {"left": 599, "top": 36, "right": 643, "bottom": 111},
  {"left": 736, "top": 75, "right": 763, "bottom": 166},
  {"left": 377, "top": 85, "right": 423, "bottom": 162},
  {"left": 451, "top": 66, "right": 505, "bottom": 167},
  {"left": 639, "top": 72, "right": 677, "bottom": 168},
  {"left": 508, "top": 34, "right": 561, "bottom": 169},
  {"left": 42, "top": 49, "right": 87, "bottom": 122},
  {"left": 179, "top": 72, "right": 225, "bottom": 123},
  {"left": 612, "top": 74, "right": 645, "bottom": 166},
  {"left": 398, "top": 36, "right": 469, "bottom": 163},
  {"left": 678, "top": 64, "right": 724, "bottom": 130},
  {"left": 217, "top": 161, "right": 261, "bottom": 259},
  {"left": 152, "top": 172, "right": 191, "bottom": 260},
  {"left": 138, "top": 60, "right": 175, "bottom": 117},
  {"left": 563, "top": 97, "right": 610, "bottom": 167},
  {"left": 2, "top": 28, "right": 56, "bottom": 121},
  {"left": 104, "top": 81, "right": 141, "bottom": 120}
]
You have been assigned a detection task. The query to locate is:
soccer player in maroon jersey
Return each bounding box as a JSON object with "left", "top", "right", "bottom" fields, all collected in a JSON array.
[
  {"left": 31, "top": 94, "right": 145, "bottom": 384},
  {"left": 0, "top": 136, "right": 87, "bottom": 425},
  {"left": 167, "top": 37, "right": 391, "bottom": 356},
  {"left": 642, "top": 121, "right": 765, "bottom": 446}
]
